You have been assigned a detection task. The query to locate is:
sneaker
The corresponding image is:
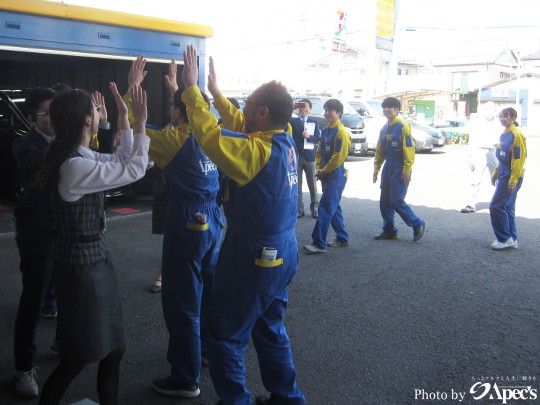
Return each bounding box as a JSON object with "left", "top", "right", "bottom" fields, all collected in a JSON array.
[
  {"left": 413, "top": 221, "right": 426, "bottom": 242},
  {"left": 152, "top": 377, "right": 200, "bottom": 398},
  {"left": 14, "top": 368, "right": 38, "bottom": 398},
  {"left": 461, "top": 205, "right": 476, "bottom": 213},
  {"left": 327, "top": 239, "right": 349, "bottom": 247},
  {"left": 297, "top": 212, "right": 305, "bottom": 218},
  {"left": 374, "top": 232, "right": 399, "bottom": 240},
  {"left": 311, "top": 212, "right": 318, "bottom": 219},
  {"left": 513, "top": 240, "right": 518, "bottom": 249},
  {"left": 41, "top": 305, "right": 57, "bottom": 318},
  {"left": 303, "top": 244, "right": 326, "bottom": 253},
  {"left": 491, "top": 238, "right": 516, "bottom": 250}
]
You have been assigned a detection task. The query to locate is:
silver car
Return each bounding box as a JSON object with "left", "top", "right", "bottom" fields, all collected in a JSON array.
[{"left": 348, "top": 99, "right": 445, "bottom": 152}]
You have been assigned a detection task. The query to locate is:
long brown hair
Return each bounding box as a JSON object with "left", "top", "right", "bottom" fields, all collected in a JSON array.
[{"left": 36, "top": 89, "right": 94, "bottom": 190}]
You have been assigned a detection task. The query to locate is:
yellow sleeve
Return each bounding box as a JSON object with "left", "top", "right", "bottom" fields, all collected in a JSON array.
[
  {"left": 402, "top": 123, "right": 415, "bottom": 174},
  {"left": 146, "top": 126, "right": 190, "bottom": 169},
  {"left": 510, "top": 132, "right": 527, "bottom": 183},
  {"left": 182, "top": 86, "right": 270, "bottom": 186},
  {"left": 315, "top": 142, "right": 322, "bottom": 170},
  {"left": 213, "top": 94, "right": 246, "bottom": 133},
  {"left": 321, "top": 124, "right": 350, "bottom": 174},
  {"left": 374, "top": 132, "right": 385, "bottom": 173},
  {"left": 286, "top": 123, "right": 293, "bottom": 135},
  {"left": 123, "top": 92, "right": 189, "bottom": 169},
  {"left": 123, "top": 92, "right": 136, "bottom": 128},
  {"left": 89, "top": 133, "right": 99, "bottom": 149}
]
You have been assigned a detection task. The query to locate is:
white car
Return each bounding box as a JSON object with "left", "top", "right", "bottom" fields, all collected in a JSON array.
[
  {"left": 347, "top": 99, "right": 387, "bottom": 151},
  {"left": 347, "top": 99, "right": 445, "bottom": 152}
]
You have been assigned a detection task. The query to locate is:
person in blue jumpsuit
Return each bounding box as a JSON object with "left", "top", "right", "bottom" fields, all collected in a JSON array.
[
  {"left": 181, "top": 45, "right": 306, "bottom": 405},
  {"left": 125, "top": 56, "right": 223, "bottom": 398},
  {"left": 489, "top": 107, "right": 526, "bottom": 250},
  {"left": 303, "top": 99, "right": 351, "bottom": 253},
  {"left": 373, "top": 97, "right": 426, "bottom": 241}
]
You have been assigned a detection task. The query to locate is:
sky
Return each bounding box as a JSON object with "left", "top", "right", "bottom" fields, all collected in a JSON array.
[
  {"left": 56, "top": 0, "right": 539, "bottom": 56},
  {"left": 52, "top": 0, "right": 540, "bottom": 73}
]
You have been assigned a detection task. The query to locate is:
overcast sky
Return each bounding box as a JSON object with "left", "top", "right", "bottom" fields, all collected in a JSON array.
[{"left": 57, "top": 0, "right": 540, "bottom": 64}]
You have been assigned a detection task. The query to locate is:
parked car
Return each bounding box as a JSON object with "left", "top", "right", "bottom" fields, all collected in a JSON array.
[
  {"left": 435, "top": 119, "right": 471, "bottom": 144},
  {"left": 347, "top": 99, "right": 387, "bottom": 151},
  {"left": 348, "top": 98, "right": 445, "bottom": 152},
  {"left": 295, "top": 96, "right": 367, "bottom": 156}
]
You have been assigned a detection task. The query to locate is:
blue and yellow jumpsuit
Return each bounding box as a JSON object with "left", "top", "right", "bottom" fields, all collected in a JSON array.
[
  {"left": 489, "top": 125, "right": 526, "bottom": 242},
  {"left": 311, "top": 120, "right": 350, "bottom": 249},
  {"left": 374, "top": 117, "right": 422, "bottom": 234},
  {"left": 126, "top": 95, "right": 223, "bottom": 387},
  {"left": 182, "top": 86, "right": 306, "bottom": 405}
]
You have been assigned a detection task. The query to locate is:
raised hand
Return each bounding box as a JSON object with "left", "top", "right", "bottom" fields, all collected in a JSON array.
[
  {"left": 182, "top": 45, "right": 199, "bottom": 88},
  {"left": 128, "top": 56, "right": 148, "bottom": 88},
  {"left": 207, "top": 56, "right": 221, "bottom": 99},
  {"left": 90, "top": 90, "right": 108, "bottom": 126},
  {"left": 109, "top": 82, "right": 129, "bottom": 130},
  {"left": 130, "top": 84, "right": 147, "bottom": 135},
  {"left": 164, "top": 59, "right": 178, "bottom": 96}
]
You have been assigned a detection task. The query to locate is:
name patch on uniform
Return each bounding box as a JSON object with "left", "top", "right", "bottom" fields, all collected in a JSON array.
[{"left": 392, "top": 141, "right": 398, "bottom": 148}]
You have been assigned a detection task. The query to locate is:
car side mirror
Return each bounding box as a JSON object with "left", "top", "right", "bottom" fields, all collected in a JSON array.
[{"left": 360, "top": 111, "right": 372, "bottom": 118}]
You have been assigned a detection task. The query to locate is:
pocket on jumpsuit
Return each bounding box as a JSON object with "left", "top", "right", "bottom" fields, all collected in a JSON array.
[
  {"left": 252, "top": 240, "right": 297, "bottom": 296},
  {"left": 180, "top": 221, "right": 210, "bottom": 257},
  {"left": 254, "top": 255, "right": 284, "bottom": 294},
  {"left": 496, "top": 147, "right": 511, "bottom": 163}
]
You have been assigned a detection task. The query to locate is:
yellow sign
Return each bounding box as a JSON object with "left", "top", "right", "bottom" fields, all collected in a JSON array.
[{"left": 376, "top": 0, "right": 395, "bottom": 40}]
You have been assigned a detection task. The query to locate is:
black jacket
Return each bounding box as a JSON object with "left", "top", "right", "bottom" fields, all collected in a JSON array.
[{"left": 289, "top": 116, "right": 321, "bottom": 162}]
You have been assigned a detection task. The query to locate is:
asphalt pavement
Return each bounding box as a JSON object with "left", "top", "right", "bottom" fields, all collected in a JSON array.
[{"left": 0, "top": 144, "right": 538, "bottom": 405}]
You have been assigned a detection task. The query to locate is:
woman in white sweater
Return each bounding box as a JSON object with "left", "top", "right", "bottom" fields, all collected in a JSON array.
[{"left": 36, "top": 83, "right": 149, "bottom": 405}]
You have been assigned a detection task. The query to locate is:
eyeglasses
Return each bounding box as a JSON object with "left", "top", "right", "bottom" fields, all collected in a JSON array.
[{"left": 35, "top": 111, "right": 50, "bottom": 116}]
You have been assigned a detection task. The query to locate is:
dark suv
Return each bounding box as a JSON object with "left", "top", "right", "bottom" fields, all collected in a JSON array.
[{"left": 295, "top": 96, "right": 367, "bottom": 156}]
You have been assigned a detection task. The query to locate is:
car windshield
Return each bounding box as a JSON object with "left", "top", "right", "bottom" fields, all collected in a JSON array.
[
  {"left": 304, "top": 98, "right": 359, "bottom": 116},
  {"left": 367, "top": 100, "right": 384, "bottom": 115},
  {"left": 342, "top": 101, "right": 360, "bottom": 116}
]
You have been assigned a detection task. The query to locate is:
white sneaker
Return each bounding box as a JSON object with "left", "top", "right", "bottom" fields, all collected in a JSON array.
[
  {"left": 491, "top": 238, "right": 516, "bottom": 250},
  {"left": 303, "top": 244, "right": 326, "bottom": 253},
  {"left": 513, "top": 240, "right": 518, "bottom": 249},
  {"left": 14, "top": 368, "right": 38, "bottom": 398}
]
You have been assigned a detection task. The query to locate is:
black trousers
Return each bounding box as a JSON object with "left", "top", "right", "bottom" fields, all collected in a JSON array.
[{"left": 14, "top": 238, "right": 55, "bottom": 371}]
